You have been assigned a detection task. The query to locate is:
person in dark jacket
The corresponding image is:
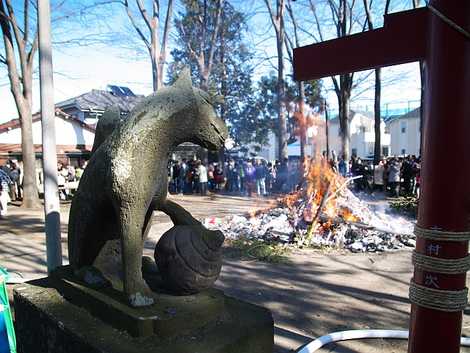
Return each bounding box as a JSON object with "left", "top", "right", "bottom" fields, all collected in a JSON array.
[
  {"left": 255, "top": 159, "right": 267, "bottom": 196},
  {"left": 401, "top": 156, "right": 414, "bottom": 195},
  {"left": 0, "top": 168, "right": 12, "bottom": 216},
  {"left": 388, "top": 158, "right": 401, "bottom": 197},
  {"left": 244, "top": 161, "right": 256, "bottom": 196}
]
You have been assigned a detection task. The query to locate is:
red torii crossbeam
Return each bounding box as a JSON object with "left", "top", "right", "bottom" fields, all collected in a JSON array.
[{"left": 293, "top": 1, "right": 470, "bottom": 353}]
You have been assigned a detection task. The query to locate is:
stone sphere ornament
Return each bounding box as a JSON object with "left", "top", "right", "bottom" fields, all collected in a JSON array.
[{"left": 155, "top": 225, "right": 225, "bottom": 295}]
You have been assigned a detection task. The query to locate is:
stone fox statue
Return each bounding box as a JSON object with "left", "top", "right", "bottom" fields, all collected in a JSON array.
[{"left": 68, "top": 70, "right": 228, "bottom": 307}]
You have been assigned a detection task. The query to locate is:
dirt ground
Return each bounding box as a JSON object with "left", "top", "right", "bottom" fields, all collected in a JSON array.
[{"left": 1, "top": 194, "right": 470, "bottom": 353}]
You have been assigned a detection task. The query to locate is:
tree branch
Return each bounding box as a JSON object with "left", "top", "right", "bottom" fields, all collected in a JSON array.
[
  {"left": 135, "top": 0, "right": 152, "bottom": 31},
  {"left": 24, "top": 0, "right": 28, "bottom": 44},
  {"left": 179, "top": 21, "right": 198, "bottom": 61},
  {"left": 5, "top": 0, "right": 26, "bottom": 64},
  {"left": 201, "top": 0, "right": 207, "bottom": 52},
  {"left": 27, "top": 30, "right": 38, "bottom": 65},
  {"left": 327, "top": 0, "right": 339, "bottom": 24},
  {"left": 363, "top": 0, "right": 373, "bottom": 30},
  {"left": 309, "top": 0, "right": 325, "bottom": 41},
  {"left": 385, "top": 0, "right": 391, "bottom": 14},
  {"left": 278, "top": 0, "right": 285, "bottom": 19},
  {"left": 206, "top": 0, "right": 224, "bottom": 79},
  {"left": 152, "top": 0, "right": 159, "bottom": 19},
  {"left": 123, "top": 0, "right": 150, "bottom": 50},
  {"left": 263, "top": 0, "right": 275, "bottom": 23},
  {"left": 0, "top": 0, "right": 25, "bottom": 107},
  {"left": 159, "top": 0, "right": 173, "bottom": 65},
  {"left": 286, "top": 0, "right": 300, "bottom": 45},
  {"left": 348, "top": 0, "right": 356, "bottom": 35},
  {"left": 284, "top": 34, "right": 293, "bottom": 64},
  {"left": 331, "top": 75, "right": 340, "bottom": 96}
]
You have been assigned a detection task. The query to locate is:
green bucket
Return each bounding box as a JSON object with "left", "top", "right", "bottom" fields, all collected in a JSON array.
[{"left": 0, "top": 268, "right": 16, "bottom": 353}]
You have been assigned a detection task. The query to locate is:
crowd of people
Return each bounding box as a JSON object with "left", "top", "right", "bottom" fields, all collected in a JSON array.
[
  {"left": 0, "top": 153, "right": 420, "bottom": 217},
  {"left": 168, "top": 157, "right": 305, "bottom": 197},
  {"left": 0, "top": 159, "right": 89, "bottom": 216},
  {"left": 0, "top": 159, "right": 22, "bottom": 216},
  {"left": 57, "top": 162, "right": 86, "bottom": 200},
  {"left": 348, "top": 155, "right": 421, "bottom": 197}
]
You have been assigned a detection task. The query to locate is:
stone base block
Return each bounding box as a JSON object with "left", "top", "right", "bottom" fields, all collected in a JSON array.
[
  {"left": 49, "top": 266, "right": 225, "bottom": 338},
  {"left": 13, "top": 277, "right": 274, "bottom": 353}
]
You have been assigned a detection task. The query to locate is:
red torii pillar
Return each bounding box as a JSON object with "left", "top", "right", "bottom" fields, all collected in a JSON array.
[{"left": 293, "top": 1, "right": 470, "bottom": 353}]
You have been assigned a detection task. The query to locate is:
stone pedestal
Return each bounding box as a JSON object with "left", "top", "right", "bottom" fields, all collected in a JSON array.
[{"left": 13, "top": 272, "right": 274, "bottom": 353}]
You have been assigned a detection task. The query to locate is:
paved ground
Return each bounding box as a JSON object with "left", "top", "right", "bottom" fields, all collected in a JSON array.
[{"left": 1, "top": 193, "right": 470, "bottom": 353}]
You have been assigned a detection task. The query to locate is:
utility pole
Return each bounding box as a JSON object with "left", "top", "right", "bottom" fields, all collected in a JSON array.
[{"left": 38, "top": 0, "right": 62, "bottom": 273}]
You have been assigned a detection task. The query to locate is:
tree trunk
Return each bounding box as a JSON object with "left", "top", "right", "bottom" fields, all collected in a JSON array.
[
  {"left": 298, "top": 81, "right": 306, "bottom": 160},
  {"left": 157, "top": 0, "right": 173, "bottom": 89},
  {"left": 19, "top": 103, "right": 40, "bottom": 208},
  {"left": 1, "top": 0, "right": 40, "bottom": 209},
  {"left": 338, "top": 82, "right": 351, "bottom": 165},
  {"left": 22, "top": 71, "right": 40, "bottom": 208},
  {"left": 218, "top": 12, "right": 226, "bottom": 165},
  {"left": 277, "top": 32, "right": 287, "bottom": 160},
  {"left": 6, "top": 67, "right": 40, "bottom": 209},
  {"left": 151, "top": 52, "right": 158, "bottom": 92},
  {"left": 325, "top": 102, "right": 330, "bottom": 159},
  {"left": 373, "top": 67, "right": 381, "bottom": 164}
]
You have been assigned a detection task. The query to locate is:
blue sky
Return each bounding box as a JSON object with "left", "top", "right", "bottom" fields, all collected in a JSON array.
[{"left": 0, "top": 0, "right": 421, "bottom": 123}]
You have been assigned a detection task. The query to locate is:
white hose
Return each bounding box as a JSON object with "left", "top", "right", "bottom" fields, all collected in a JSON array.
[{"left": 297, "top": 329, "right": 470, "bottom": 353}]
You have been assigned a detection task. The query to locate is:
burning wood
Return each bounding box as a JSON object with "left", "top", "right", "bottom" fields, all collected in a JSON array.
[{"left": 205, "top": 159, "right": 415, "bottom": 253}]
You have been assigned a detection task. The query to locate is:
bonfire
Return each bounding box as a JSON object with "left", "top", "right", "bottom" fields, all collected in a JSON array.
[
  {"left": 206, "top": 159, "right": 415, "bottom": 253},
  {"left": 279, "top": 158, "right": 361, "bottom": 246}
]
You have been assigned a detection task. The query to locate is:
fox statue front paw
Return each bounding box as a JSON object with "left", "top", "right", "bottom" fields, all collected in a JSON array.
[{"left": 128, "top": 291, "right": 155, "bottom": 307}]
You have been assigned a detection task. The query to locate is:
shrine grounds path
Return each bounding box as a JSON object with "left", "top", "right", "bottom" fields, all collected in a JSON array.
[{"left": 1, "top": 194, "right": 470, "bottom": 353}]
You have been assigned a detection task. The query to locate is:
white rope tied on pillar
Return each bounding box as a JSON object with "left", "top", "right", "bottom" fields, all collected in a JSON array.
[
  {"left": 414, "top": 225, "right": 470, "bottom": 242},
  {"left": 409, "top": 281, "right": 468, "bottom": 312},
  {"left": 412, "top": 251, "right": 470, "bottom": 274}
]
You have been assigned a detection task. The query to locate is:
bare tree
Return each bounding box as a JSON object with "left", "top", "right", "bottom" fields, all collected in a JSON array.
[
  {"left": 263, "top": 0, "right": 288, "bottom": 160},
  {"left": 306, "top": 0, "right": 367, "bottom": 166},
  {"left": 0, "top": 0, "right": 40, "bottom": 208},
  {"left": 364, "top": 0, "right": 391, "bottom": 164},
  {"left": 122, "top": 0, "right": 173, "bottom": 91},
  {"left": 285, "top": 0, "right": 307, "bottom": 159}
]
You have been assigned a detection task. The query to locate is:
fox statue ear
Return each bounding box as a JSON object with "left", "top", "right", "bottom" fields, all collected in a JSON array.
[
  {"left": 173, "top": 68, "right": 192, "bottom": 89},
  {"left": 204, "top": 87, "right": 223, "bottom": 105},
  {"left": 210, "top": 93, "right": 224, "bottom": 105}
]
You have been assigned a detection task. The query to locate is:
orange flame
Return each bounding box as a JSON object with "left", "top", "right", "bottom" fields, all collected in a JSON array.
[{"left": 280, "top": 158, "right": 360, "bottom": 227}]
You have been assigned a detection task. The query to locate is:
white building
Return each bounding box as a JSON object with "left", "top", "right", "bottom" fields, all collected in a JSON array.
[
  {"left": 246, "top": 123, "right": 327, "bottom": 162},
  {"left": 386, "top": 108, "right": 421, "bottom": 156},
  {"left": 0, "top": 109, "right": 96, "bottom": 165},
  {"left": 328, "top": 110, "right": 391, "bottom": 159},
  {"left": 0, "top": 85, "right": 142, "bottom": 165},
  {"left": 242, "top": 111, "right": 390, "bottom": 161}
]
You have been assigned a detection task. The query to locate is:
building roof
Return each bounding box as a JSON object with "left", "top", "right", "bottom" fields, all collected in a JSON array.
[
  {"left": 329, "top": 109, "right": 375, "bottom": 123},
  {"left": 0, "top": 143, "right": 92, "bottom": 155},
  {"left": 0, "top": 109, "right": 96, "bottom": 135},
  {"left": 56, "top": 88, "right": 143, "bottom": 113},
  {"left": 385, "top": 107, "right": 421, "bottom": 123}
]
